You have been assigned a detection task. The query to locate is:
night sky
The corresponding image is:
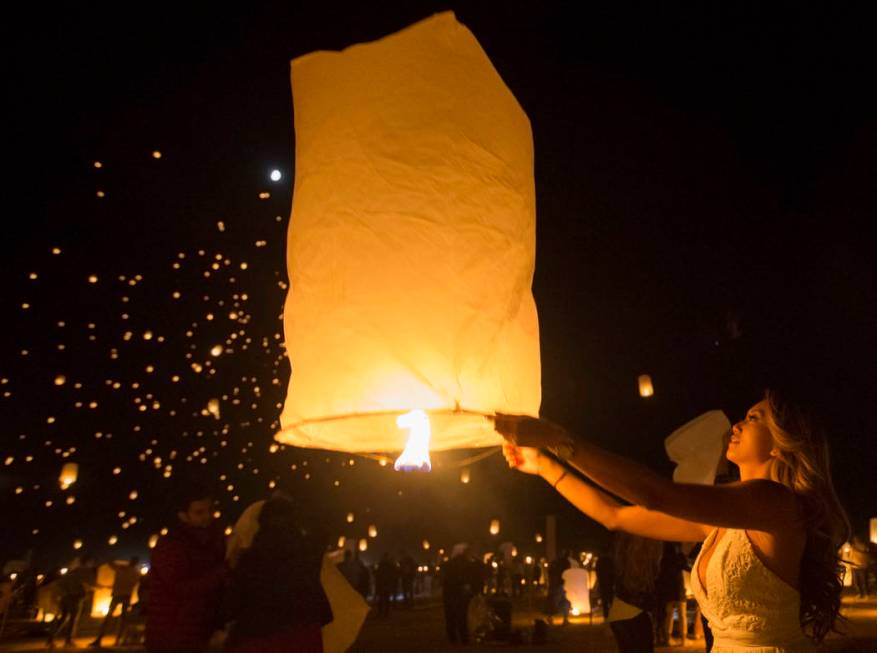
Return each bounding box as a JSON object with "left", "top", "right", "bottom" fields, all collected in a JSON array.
[{"left": 2, "top": 2, "right": 875, "bottom": 570}]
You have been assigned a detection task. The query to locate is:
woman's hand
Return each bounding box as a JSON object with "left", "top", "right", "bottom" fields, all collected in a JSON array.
[
  {"left": 494, "top": 413, "right": 572, "bottom": 450},
  {"left": 502, "top": 444, "right": 542, "bottom": 475}
]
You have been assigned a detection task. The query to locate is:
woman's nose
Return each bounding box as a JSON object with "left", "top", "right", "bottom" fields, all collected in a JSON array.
[{"left": 732, "top": 422, "right": 742, "bottom": 434}]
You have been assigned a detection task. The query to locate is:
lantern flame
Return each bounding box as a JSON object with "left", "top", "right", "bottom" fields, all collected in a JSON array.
[{"left": 394, "top": 409, "right": 432, "bottom": 472}]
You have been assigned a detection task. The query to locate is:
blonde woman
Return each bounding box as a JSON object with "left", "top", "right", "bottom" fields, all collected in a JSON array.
[{"left": 496, "top": 391, "right": 848, "bottom": 652}]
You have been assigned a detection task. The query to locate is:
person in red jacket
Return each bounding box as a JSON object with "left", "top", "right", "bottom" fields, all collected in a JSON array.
[{"left": 146, "top": 485, "right": 227, "bottom": 653}]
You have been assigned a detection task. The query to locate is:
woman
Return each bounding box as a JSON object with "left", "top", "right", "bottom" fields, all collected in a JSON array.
[
  {"left": 223, "top": 497, "right": 332, "bottom": 653},
  {"left": 496, "top": 390, "right": 848, "bottom": 652}
]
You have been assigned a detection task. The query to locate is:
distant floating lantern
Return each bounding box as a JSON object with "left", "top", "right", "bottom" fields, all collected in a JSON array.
[
  {"left": 460, "top": 467, "right": 471, "bottom": 484},
  {"left": 59, "top": 463, "right": 78, "bottom": 489},
  {"left": 490, "top": 519, "right": 501, "bottom": 536},
  {"left": 54, "top": 375, "right": 66, "bottom": 386},
  {"left": 638, "top": 374, "right": 654, "bottom": 398},
  {"left": 358, "top": 538, "right": 368, "bottom": 552},
  {"left": 270, "top": 169, "right": 282, "bottom": 182},
  {"left": 535, "top": 533, "right": 543, "bottom": 544},
  {"left": 207, "top": 398, "right": 221, "bottom": 419},
  {"left": 422, "top": 540, "right": 430, "bottom": 551},
  {"left": 210, "top": 344, "right": 224, "bottom": 357},
  {"left": 346, "top": 512, "right": 355, "bottom": 524},
  {"left": 152, "top": 150, "right": 162, "bottom": 159},
  {"left": 73, "top": 539, "right": 83, "bottom": 550},
  {"left": 108, "top": 535, "right": 118, "bottom": 545},
  {"left": 148, "top": 534, "right": 159, "bottom": 549},
  {"left": 277, "top": 11, "right": 541, "bottom": 457},
  {"left": 337, "top": 536, "right": 346, "bottom": 548},
  {"left": 368, "top": 524, "right": 378, "bottom": 538}
]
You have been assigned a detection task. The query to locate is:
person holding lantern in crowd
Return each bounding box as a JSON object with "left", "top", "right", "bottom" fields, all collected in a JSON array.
[
  {"left": 89, "top": 556, "right": 142, "bottom": 648},
  {"left": 46, "top": 555, "right": 97, "bottom": 650},
  {"left": 497, "top": 390, "right": 849, "bottom": 652}
]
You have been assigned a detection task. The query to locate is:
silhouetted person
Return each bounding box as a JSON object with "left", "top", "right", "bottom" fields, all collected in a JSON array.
[
  {"left": 47, "top": 555, "right": 97, "bottom": 649},
  {"left": 441, "top": 545, "right": 479, "bottom": 644},
  {"left": 398, "top": 551, "right": 416, "bottom": 607},
  {"left": 546, "top": 551, "right": 571, "bottom": 625},
  {"left": 89, "top": 556, "right": 141, "bottom": 647},
  {"left": 656, "top": 541, "right": 688, "bottom": 645},
  {"left": 595, "top": 549, "right": 615, "bottom": 619},
  {"left": 608, "top": 533, "right": 662, "bottom": 653},
  {"left": 224, "top": 496, "right": 332, "bottom": 652},
  {"left": 146, "top": 485, "right": 226, "bottom": 653},
  {"left": 374, "top": 553, "right": 398, "bottom": 617}
]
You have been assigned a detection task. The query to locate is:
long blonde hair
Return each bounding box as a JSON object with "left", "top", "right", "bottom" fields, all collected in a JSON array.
[{"left": 764, "top": 389, "right": 850, "bottom": 642}]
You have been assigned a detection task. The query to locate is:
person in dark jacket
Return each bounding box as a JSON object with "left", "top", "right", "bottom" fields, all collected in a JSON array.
[
  {"left": 46, "top": 555, "right": 97, "bottom": 650},
  {"left": 374, "top": 553, "right": 399, "bottom": 617},
  {"left": 441, "top": 545, "right": 480, "bottom": 644},
  {"left": 223, "top": 496, "right": 332, "bottom": 653},
  {"left": 145, "top": 486, "right": 226, "bottom": 653}
]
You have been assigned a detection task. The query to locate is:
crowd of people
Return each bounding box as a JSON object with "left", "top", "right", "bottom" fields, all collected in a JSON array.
[{"left": 1, "top": 391, "right": 874, "bottom": 652}]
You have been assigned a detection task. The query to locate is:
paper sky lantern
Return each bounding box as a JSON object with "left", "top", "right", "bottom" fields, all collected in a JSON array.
[
  {"left": 59, "top": 463, "right": 78, "bottom": 489},
  {"left": 638, "top": 374, "right": 654, "bottom": 397},
  {"left": 664, "top": 411, "right": 731, "bottom": 486},
  {"left": 277, "top": 11, "right": 541, "bottom": 454},
  {"left": 489, "top": 519, "right": 501, "bottom": 536},
  {"left": 562, "top": 568, "right": 592, "bottom": 615},
  {"left": 870, "top": 517, "right": 877, "bottom": 544}
]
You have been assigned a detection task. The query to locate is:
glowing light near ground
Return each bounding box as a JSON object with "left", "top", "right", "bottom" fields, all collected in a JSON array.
[
  {"left": 394, "top": 410, "right": 432, "bottom": 472},
  {"left": 460, "top": 467, "right": 470, "bottom": 484}
]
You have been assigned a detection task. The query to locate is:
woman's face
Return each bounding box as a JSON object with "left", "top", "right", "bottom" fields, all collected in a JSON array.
[{"left": 726, "top": 399, "right": 776, "bottom": 467}]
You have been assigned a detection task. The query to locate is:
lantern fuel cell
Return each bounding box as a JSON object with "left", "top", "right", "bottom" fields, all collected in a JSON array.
[{"left": 277, "top": 12, "right": 541, "bottom": 454}]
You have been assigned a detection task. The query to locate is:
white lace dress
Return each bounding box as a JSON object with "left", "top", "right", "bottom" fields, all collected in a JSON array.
[{"left": 690, "top": 528, "right": 815, "bottom": 652}]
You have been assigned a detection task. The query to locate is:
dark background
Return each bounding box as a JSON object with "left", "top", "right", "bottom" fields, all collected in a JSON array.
[{"left": 1, "top": 1, "right": 874, "bottom": 569}]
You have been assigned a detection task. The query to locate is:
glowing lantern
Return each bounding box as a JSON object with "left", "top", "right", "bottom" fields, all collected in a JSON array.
[
  {"left": 535, "top": 533, "right": 543, "bottom": 543},
  {"left": 270, "top": 169, "right": 282, "bottom": 181},
  {"left": 460, "top": 467, "right": 471, "bottom": 484},
  {"left": 422, "top": 540, "right": 430, "bottom": 551},
  {"left": 489, "top": 519, "right": 500, "bottom": 536},
  {"left": 337, "top": 536, "right": 346, "bottom": 548},
  {"left": 148, "top": 534, "right": 159, "bottom": 549},
  {"left": 638, "top": 375, "right": 654, "bottom": 398},
  {"left": 346, "top": 512, "right": 355, "bottom": 523},
  {"left": 59, "top": 463, "right": 78, "bottom": 489},
  {"left": 73, "top": 539, "right": 83, "bottom": 550},
  {"left": 54, "top": 375, "right": 66, "bottom": 386},
  {"left": 358, "top": 538, "right": 368, "bottom": 552},
  {"left": 368, "top": 524, "right": 378, "bottom": 538},
  {"left": 563, "top": 568, "right": 591, "bottom": 616},
  {"left": 277, "top": 11, "right": 541, "bottom": 456},
  {"left": 206, "top": 398, "right": 221, "bottom": 419},
  {"left": 871, "top": 517, "right": 877, "bottom": 544}
]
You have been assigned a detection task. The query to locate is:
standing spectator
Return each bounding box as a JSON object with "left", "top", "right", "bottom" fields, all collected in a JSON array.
[
  {"left": 374, "top": 553, "right": 398, "bottom": 617},
  {"left": 608, "top": 533, "right": 663, "bottom": 653},
  {"left": 89, "top": 556, "right": 142, "bottom": 647},
  {"left": 595, "top": 548, "right": 615, "bottom": 619},
  {"left": 46, "top": 555, "right": 97, "bottom": 650},
  {"left": 441, "top": 544, "right": 479, "bottom": 644},
  {"left": 509, "top": 555, "right": 525, "bottom": 598},
  {"left": 850, "top": 536, "right": 872, "bottom": 598},
  {"left": 145, "top": 485, "right": 226, "bottom": 653},
  {"left": 656, "top": 541, "right": 688, "bottom": 645},
  {"left": 398, "top": 551, "right": 416, "bottom": 608},
  {"left": 223, "top": 496, "right": 333, "bottom": 653},
  {"left": 546, "top": 551, "right": 571, "bottom": 625}
]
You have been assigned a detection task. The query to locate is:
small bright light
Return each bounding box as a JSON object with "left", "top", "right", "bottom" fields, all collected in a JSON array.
[
  {"left": 358, "top": 538, "right": 368, "bottom": 552},
  {"left": 73, "top": 539, "right": 82, "bottom": 550},
  {"left": 88, "top": 275, "right": 98, "bottom": 283},
  {"left": 152, "top": 150, "right": 162, "bottom": 159},
  {"left": 210, "top": 344, "right": 223, "bottom": 357},
  {"left": 346, "top": 512, "right": 355, "bottom": 524},
  {"left": 54, "top": 375, "right": 66, "bottom": 386},
  {"left": 422, "top": 539, "right": 430, "bottom": 550},
  {"left": 368, "top": 524, "right": 378, "bottom": 538},
  {"left": 270, "top": 169, "right": 282, "bottom": 182},
  {"left": 489, "top": 519, "right": 500, "bottom": 536}
]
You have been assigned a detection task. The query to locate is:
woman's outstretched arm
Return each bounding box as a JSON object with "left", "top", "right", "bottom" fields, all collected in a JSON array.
[
  {"left": 511, "top": 445, "right": 709, "bottom": 542},
  {"left": 497, "top": 415, "right": 799, "bottom": 533}
]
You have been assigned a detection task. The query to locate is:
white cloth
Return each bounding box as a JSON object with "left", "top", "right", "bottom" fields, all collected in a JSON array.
[{"left": 691, "top": 528, "right": 815, "bottom": 653}]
